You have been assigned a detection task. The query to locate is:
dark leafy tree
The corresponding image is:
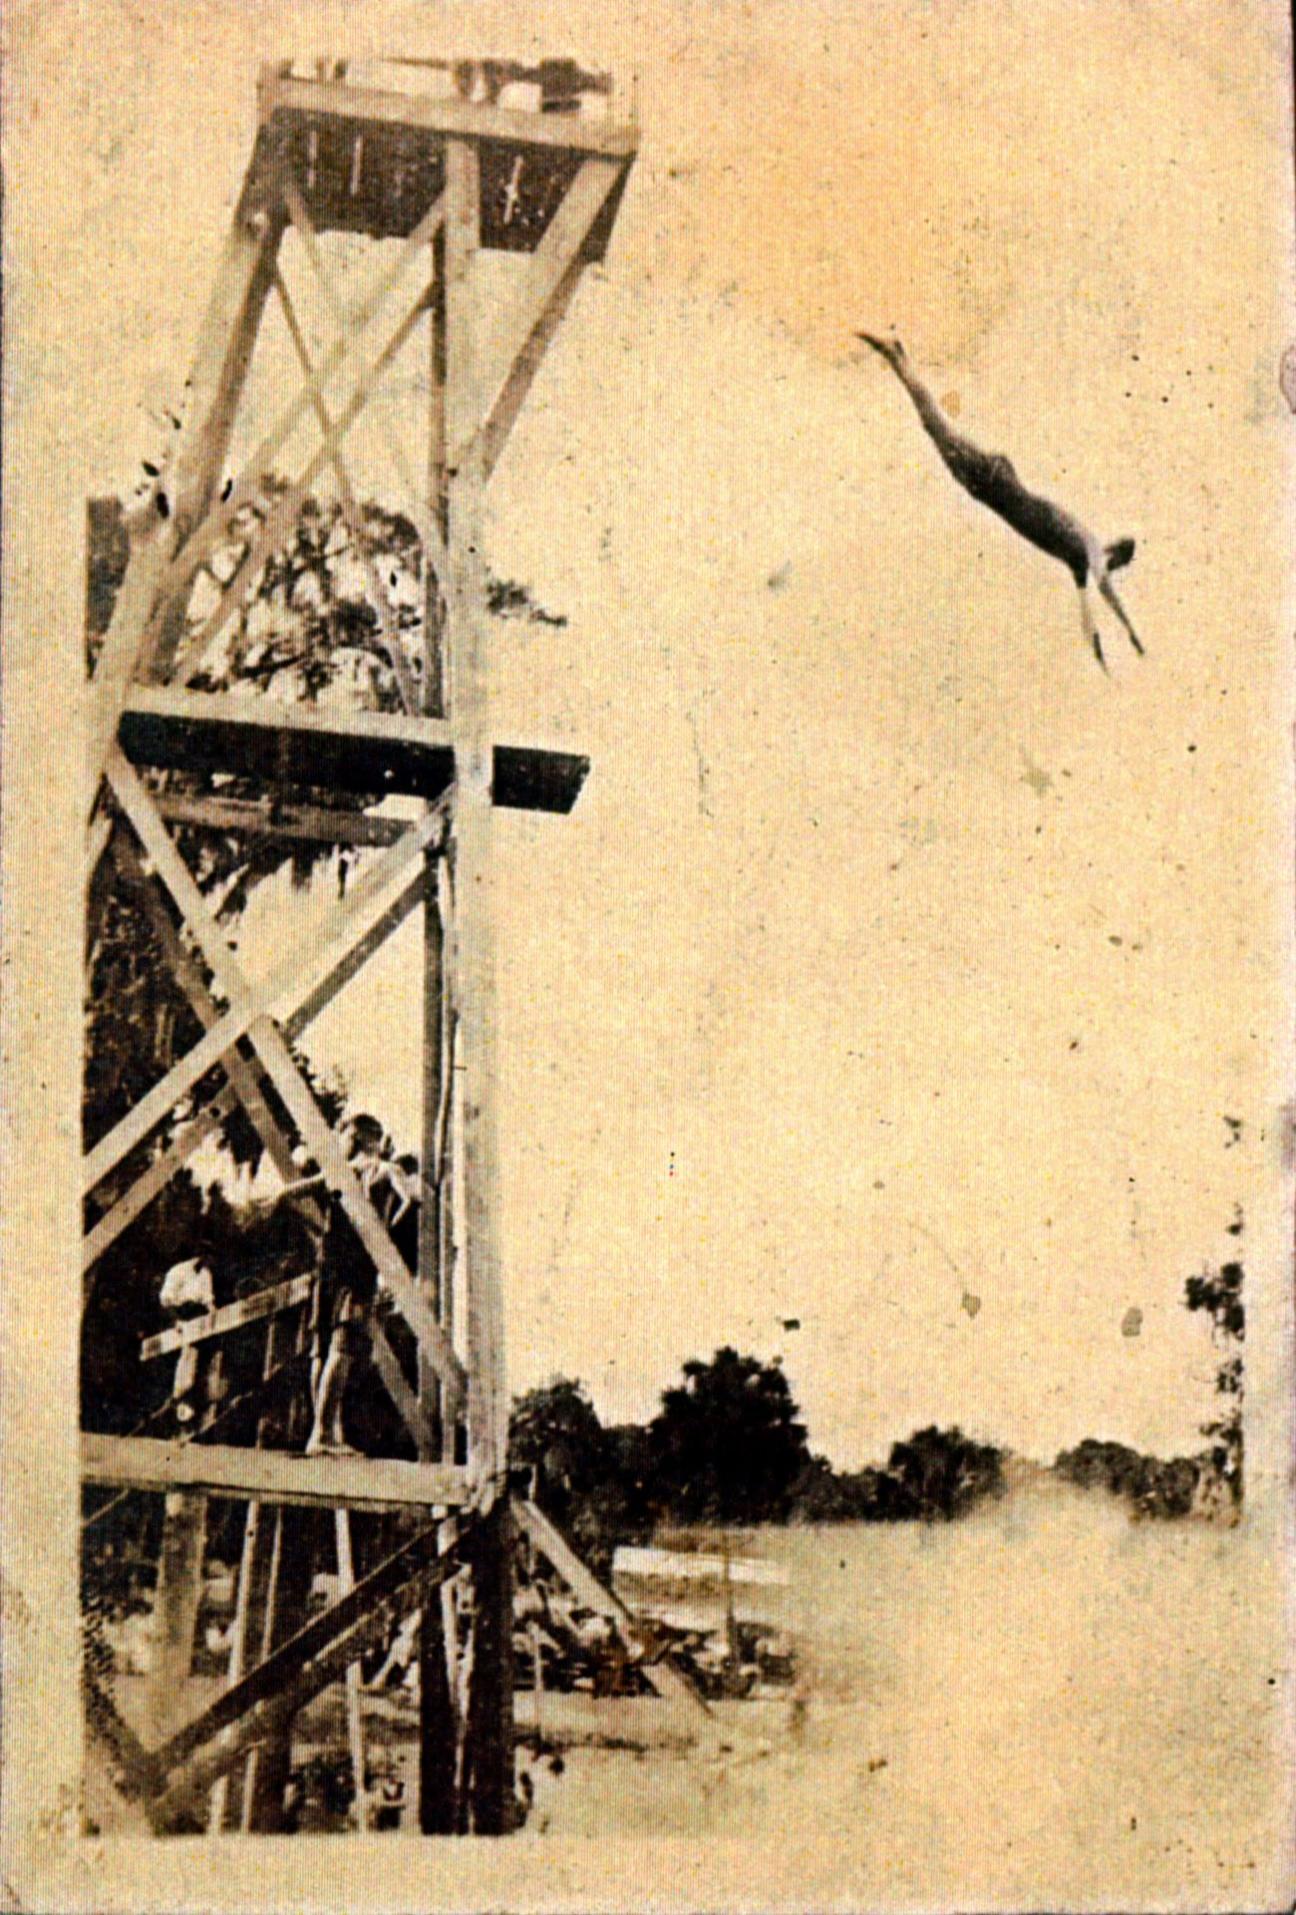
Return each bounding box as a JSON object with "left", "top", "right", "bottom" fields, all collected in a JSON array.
[
  {"left": 1053, "top": 1438, "right": 1201, "bottom": 1520},
  {"left": 645, "top": 1347, "right": 812, "bottom": 1527},
  {"left": 1185, "top": 1259, "right": 1245, "bottom": 1342},
  {"left": 1054, "top": 1252, "right": 1247, "bottom": 1522},
  {"left": 789, "top": 1457, "right": 923, "bottom": 1523},
  {"left": 881, "top": 1424, "right": 1005, "bottom": 1521},
  {"left": 508, "top": 1379, "right": 646, "bottom": 1578},
  {"left": 1185, "top": 1259, "right": 1245, "bottom": 1511}
]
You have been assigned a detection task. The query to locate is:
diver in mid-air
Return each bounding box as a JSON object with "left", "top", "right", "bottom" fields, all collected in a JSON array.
[{"left": 858, "top": 333, "right": 1142, "bottom": 673}]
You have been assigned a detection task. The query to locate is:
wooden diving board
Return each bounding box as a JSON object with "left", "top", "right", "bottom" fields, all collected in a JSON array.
[{"left": 119, "top": 686, "right": 589, "bottom": 812}]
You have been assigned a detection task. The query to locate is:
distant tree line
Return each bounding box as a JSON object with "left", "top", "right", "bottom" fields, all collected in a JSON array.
[
  {"left": 1055, "top": 1256, "right": 1245, "bottom": 1521},
  {"left": 508, "top": 1349, "right": 1008, "bottom": 1578},
  {"left": 513, "top": 1250, "right": 1247, "bottom": 1566},
  {"left": 1053, "top": 1439, "right": 1202, "bottom": 1519}
]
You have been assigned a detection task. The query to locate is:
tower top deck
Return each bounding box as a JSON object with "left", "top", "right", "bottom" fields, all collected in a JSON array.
[{"left": 257, "top": 59, "right": 637, "bottom": 253}]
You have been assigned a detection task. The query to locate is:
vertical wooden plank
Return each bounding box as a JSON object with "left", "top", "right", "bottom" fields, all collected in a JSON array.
[
  {"left": 462, "top": 1499, "right": 517, "bottom": 1833},
  {"left": 416, "top": 1575, "right": 458, "bottom": 1834},
  {"left": 146, "top": 1492, "right": 208, "bottom": 1744},
  {"left": 424, "top": 227, "right": 448, "bottom": 720},
  {"left": 416, "top": 187, "right": 462, "bottom": 1843},
  {"left": 444, "top": 139, "right": 507, "bottom": 1486},
  {"left": 417, "top": 860, "right": 446, "bottom": 1462},
  {"left": 443, "top": 132, "right": 515, "bottom": 1831},
  {"left": 209, "top": 1497, "right": 274, "bottom": 1829},
  {"left": 240, "top": 1311, "right": 317, "bottom": 1833},
  {"left": 334, "top": 1509, "right": 371, "bottom": 1829},
  {"left": 242, "top": 1504, "right": 317, "bottom": 1831},
  {"left": 209, "top": 1314, "right": 293, "bottom": 1831},
  {"left": 439, "top": 857, "right": 460, "bottom": 1453}
]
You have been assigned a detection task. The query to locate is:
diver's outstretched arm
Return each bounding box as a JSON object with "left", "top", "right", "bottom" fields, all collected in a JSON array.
[{"left": 858, "top": 333, "right": 966, "bottom": 463}]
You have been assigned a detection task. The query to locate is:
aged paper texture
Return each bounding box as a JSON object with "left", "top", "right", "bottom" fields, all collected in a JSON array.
[{"left": 3, "top": 0, "right": 1296, "bottom": 1908}]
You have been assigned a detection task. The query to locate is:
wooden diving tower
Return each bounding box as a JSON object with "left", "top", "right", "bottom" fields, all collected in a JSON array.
[{"left": 82, "top": 57, "right": 638, "bottom": 1834}]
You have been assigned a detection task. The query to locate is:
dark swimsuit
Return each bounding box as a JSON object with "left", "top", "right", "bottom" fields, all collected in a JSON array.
[
  {"left": 943, "top": 443, "right": 1091, "bottom": 586},
  {"left": 315, "top": 1197, "right": 378, "bottom": 1346}
]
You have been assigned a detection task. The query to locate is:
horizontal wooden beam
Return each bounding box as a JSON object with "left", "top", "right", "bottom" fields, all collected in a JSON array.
[
  {"left": 120, "top": 686, "right": 590, "bottom": 813},
  {"left": 154, "top": 789, "right": 410, "bottom": 847},
  {"left": 140, "top": 1276, "right": 315, "bottom": 1360},
  {"left": 261, "top": 71, "right": 638, "bottom": 160},
  {"left": 82, "top": 868, "right": 423, "bottom": 1271},
  {"left": 82, "top": 1434, "right": 470, "bottom": 1513}
]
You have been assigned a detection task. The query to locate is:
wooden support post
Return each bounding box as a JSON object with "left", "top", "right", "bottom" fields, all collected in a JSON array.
[
  {"left": 210, "top": 1496, "right": 278, "bottom": 1829},
  {"left": 416, "top": 1543, "right": 458, "bottom": 1834},
  {"left": 530, "top": 1622, "right": 545, "bottom": 1744},
  {"left": 462, "top": 1498, "right": 516, "bottom": 1833},
  {"left": 425, "top": 225, "right": 448, "bottom": 716},
  {"left": 241, "top": 1505, "right": 317, "bottom": 1831},
  {"left": 145, "top": 1276, "right": 236, "bottom": 1753},
  {"left": 444, "top": 131, "right": 515, "bottom": 1830},
  {"left": 417, "top": 856, "right": 446, "bottom": 1462},
  {"left": 145, "top": 1491, "right": 208, "bottom": 1743},
  {"left": 334, "top": 1509, "right": 371, "bottom": 1829},
  {"left": 209, "top": 1311, "right": 298, "bottom": 1832},
  {"left": 444, "top": 141, "right": 505, "bottom": 1490},
  {"left": 413, "top": 213, "right": 462, "bottom": 1838}
]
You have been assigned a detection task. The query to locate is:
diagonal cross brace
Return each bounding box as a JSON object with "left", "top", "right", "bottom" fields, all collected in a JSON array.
[
  {"left": 82, "top": 865, "right": 425, "bottom": 1271},
  {"left": 110, "top": 828, "right": 293, "bottom": 1183},
  {"left": 86, "top": 189, "right": 447, "bottom": 808},
  {"left": 140, "top": 1517, "right": 466, "bottom": 1826},
  {"left": 99, "top": 754, "right": 466, "bottom": 1410},
  {"left": 474, "top": 157, "right": 622, "bottom": 466},
  {"left": 144, "top": 197, "right": 447, "bottom": 681},
  {"left": 269, "top": 266, "right": 419, "bottom": 711},
  {"left": 279, "top": 171, "right": 452, "bottom": 593},
  {"left": 84, "top": 758, "right": 442, "bottom": 1191},
  {"left": 109, "top": 822, "right": 439, "bottom": 1451},
  {"left": 170, "top": 285, "right": 430, "bottom": 693},
  {"left": 513, "top": 1497, "right": 714, "bottom": 1726},
  {"left": 85, "top": 206, "right": 285, "bottom": 817}
]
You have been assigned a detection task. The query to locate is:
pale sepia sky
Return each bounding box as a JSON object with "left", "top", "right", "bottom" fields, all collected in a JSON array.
[{"left": 13, "top": 0, "right": 1294, "bottom": 1467}]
